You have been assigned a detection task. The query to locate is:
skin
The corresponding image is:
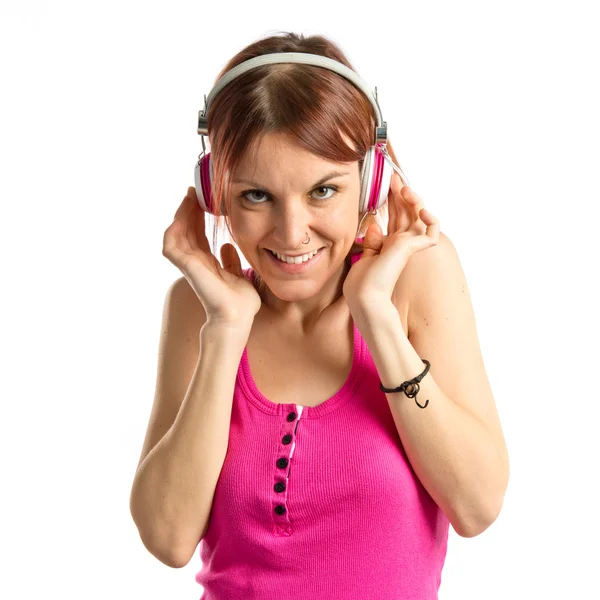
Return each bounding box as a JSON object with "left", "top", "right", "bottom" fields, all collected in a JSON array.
[{"left": 228, "top": 131, "right": 363, "bottom": 331}]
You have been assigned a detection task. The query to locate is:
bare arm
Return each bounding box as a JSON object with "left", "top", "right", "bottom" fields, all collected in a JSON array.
[{"left": 129, "top": 320, "right": 251, "bottom": 567}]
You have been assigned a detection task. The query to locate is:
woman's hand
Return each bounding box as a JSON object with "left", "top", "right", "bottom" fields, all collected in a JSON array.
[
  {"left": 162, "top": 187, "right": 262, "bottom": 327},
  {"left": 342, "top": 173, "right": 440, "bottom": 310}
]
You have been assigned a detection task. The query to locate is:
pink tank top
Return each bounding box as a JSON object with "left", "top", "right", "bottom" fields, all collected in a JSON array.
[{"left": 195, "top": 250, "right": 450, "bottom": 599}]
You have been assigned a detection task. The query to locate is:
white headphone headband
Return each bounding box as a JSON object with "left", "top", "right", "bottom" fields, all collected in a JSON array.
[{"left": 197, "top": 52, "right": 387, "bottom": 145}]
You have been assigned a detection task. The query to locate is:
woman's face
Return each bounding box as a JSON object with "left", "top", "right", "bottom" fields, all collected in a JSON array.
[{"left": 228, "top": 131, "right": 362, "bottom": 312}]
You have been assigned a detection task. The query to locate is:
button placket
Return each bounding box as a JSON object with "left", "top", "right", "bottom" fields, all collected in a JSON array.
[{"left": 273, "top": 406, "right": 303, "bottom": 534}]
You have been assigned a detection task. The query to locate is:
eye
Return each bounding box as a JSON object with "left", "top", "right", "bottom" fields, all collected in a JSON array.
[
  {"left": 312, "top": 185, "right": 337, "bottom": 200},
  {"left": 239, "top": 185, "right": 339, "bottom": 204},
  {"left": 241, "top": 189, "right": 269, "bottom": 204}
]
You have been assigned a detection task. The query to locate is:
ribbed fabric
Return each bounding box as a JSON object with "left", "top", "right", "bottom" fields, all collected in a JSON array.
[{"left": 195, "top": 251, "right": 450, "bottom": 599}]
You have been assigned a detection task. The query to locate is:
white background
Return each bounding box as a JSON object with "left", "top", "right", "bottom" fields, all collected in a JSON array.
[{"left": 1, "top": 0, "right": 598, "bottom": 598}]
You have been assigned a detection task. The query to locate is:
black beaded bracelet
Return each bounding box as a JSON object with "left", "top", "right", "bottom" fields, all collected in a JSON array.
[{"left": 379, "top": 359, "right": 430, "bottom": 409}]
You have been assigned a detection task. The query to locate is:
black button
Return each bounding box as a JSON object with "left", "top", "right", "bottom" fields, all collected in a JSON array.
[
  {"left": 276, "top": 457, "right": 289, "bottom": 468},
  {"left": 274, "top": 505, "right": 286, "bottom": 515},
  {"left": 274, "top": 481, "right": 285, "bottom": 492},
  {"left": 286, "top": 412, "right": 297, "bottom": 422},
  {"left": 282, "top": 434, "right": 293, "bottom": 445}
]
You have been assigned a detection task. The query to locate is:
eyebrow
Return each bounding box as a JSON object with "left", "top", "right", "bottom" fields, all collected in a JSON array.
[{"left": 232, "top": 170, "right": 351, "bottom": 192}]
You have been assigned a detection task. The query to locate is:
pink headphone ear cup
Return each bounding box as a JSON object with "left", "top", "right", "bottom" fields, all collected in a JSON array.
[
  {"left": 193, "top": 152, "right": 216, "bottom": 214},
  {"left": 359, "top": 146, "right": 374, "bottom": 213},
  {"left": 360, "top": 144, "right": 393, "bottom": 213},
  {"left": 377, "top": 148, "right": 394, "bottom": 211}
]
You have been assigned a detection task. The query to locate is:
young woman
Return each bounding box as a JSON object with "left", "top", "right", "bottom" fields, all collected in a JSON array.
[{"left": 130, "top": 31, "right": 509, "bottom": 600}]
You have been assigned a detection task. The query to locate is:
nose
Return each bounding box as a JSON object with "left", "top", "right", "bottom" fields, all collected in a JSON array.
[
  {"left": 269, "top": 230, "right": 311, "bottom": 251},
  {"left": 269, "top": 207, "right": 314, "bottom": 250}
]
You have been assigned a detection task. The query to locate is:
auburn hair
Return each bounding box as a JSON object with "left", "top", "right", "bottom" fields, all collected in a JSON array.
[{"left": 204, "top": 31, "right": 408, "bottom": 296}]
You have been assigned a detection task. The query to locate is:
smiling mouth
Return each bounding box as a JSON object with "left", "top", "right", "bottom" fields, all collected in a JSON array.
[
  {"left": 268, "top": 247, "right": 323, "bottom": 254},
  {"left": 268, "top": 247, "right": 323, "bottom": 259},
  {"left": 265, "top": 247, "right": 327, "bottom": 269}
]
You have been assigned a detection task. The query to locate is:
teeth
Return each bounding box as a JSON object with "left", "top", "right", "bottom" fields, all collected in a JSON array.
[{"left": 270, "top": 248, "right": 319, "bottom": 264}]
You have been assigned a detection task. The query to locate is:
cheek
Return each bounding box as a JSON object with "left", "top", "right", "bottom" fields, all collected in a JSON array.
[
  {"left": 228, "top": 211, "right": 258, "bottom": 243},
  {"left": 321, "top": 209, "right": 357, "bottom": 239}
]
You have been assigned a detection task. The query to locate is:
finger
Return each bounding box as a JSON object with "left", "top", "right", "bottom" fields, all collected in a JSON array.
[
  {"left": 403, "top": 222, "right": 441, "bottom": 259},
  {"left": 390, "top": 175, "right": 415, "bottom": 233},
  {"left": 387, "top": 175, "right": 398, "bottom": 234},
  {"left": 187, "top": 187, "right": 212, "bottom": 253},
  {"left": 402, "top": 185, "right": 424, "bottom": 214},
  {"left": 181, "top": 187, "right": 210, "bottom": 254},
  {"left": 168, "top": 194, "right": 194, "bottom": 251},
  {"left": 396, "top": 180, "right": 413, "bottom": 232},
  {"left": 180, "top": 193, "right": 200, "bottom": 251},
  {"left": 361, "top": 223, "right": 384, "bottom": 258},
  {"left": 421, "top": 208, "right": 441, "bottom": 243},
  {"left": 401, "top": 186, "right": 428, "bottom": 233},
  {"left": 220, "top": 243, "right": 243, "bottom": 277},
  {"left": 174, "top": 187, "right": 196, "bottom": 217}
]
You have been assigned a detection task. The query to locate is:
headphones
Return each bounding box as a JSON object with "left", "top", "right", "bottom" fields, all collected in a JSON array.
[{"left": 194, "top": 52, "right": 406, "bottom": 229}]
